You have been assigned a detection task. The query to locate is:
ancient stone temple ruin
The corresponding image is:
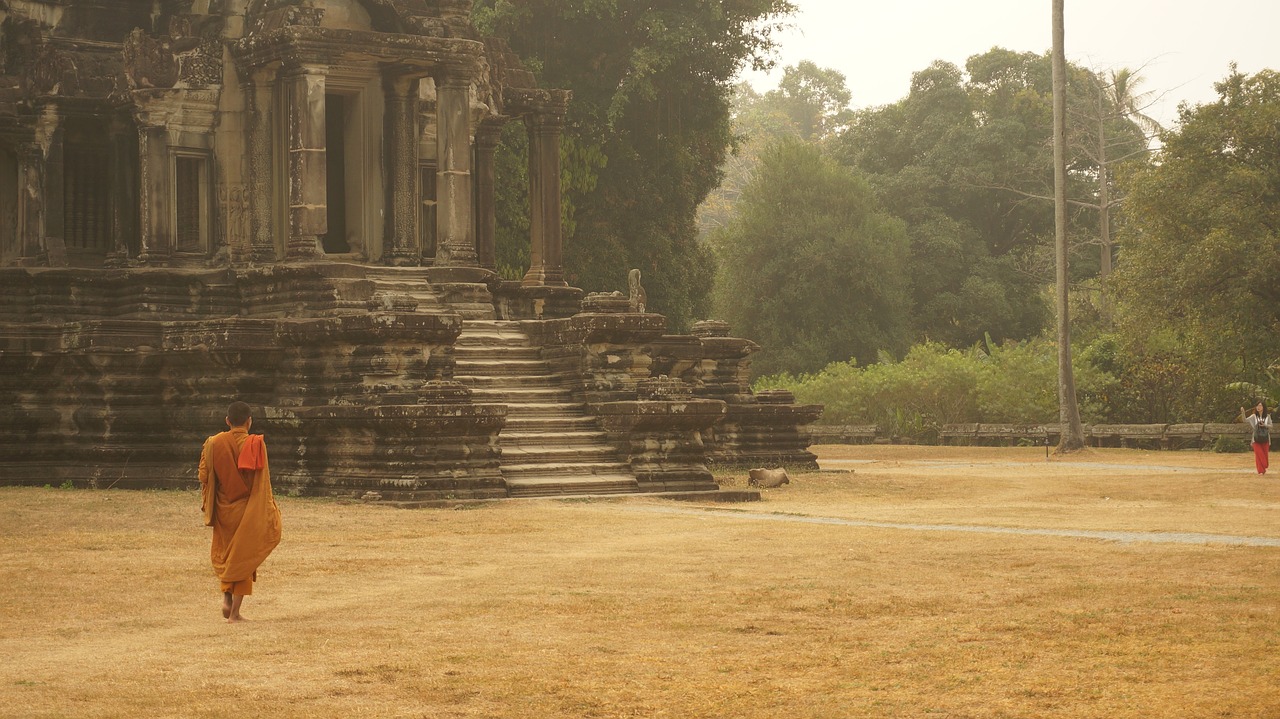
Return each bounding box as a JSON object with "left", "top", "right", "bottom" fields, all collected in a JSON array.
[{"left": 0, "top": 1, "right": 820, "bottom": 500}]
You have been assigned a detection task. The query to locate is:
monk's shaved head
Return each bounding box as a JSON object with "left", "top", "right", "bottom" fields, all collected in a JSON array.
[{"left": 226, "top": 401, "right": 252, "bottom": 427}]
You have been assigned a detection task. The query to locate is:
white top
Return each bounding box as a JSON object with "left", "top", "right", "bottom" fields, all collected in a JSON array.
[{"left": 1246, "top": 413, "right": 1272, "bottom": 430}]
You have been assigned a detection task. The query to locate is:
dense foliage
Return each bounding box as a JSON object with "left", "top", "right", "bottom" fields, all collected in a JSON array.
[
  {"left": 711, "top": 139, "right": 910, "bottom": 375},
  {"left": 756, "top": 338, "right": 1115, "bottom": 440},
  {"left": 829, "top": 49, "right": 1151, "bottom": 347},
  {"left": 474, "top": 0, "right": 794, "bottom": 329},
  {"left": 1112, "top": 67, "right": 1280, "bottom": 417}
]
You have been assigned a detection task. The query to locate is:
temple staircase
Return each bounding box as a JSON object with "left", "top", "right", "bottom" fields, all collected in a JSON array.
[
  {"left": 454, "top": 320, "right": 640, "bottom": 497},
  {"left": 357, "top": 266, "right": 447, "bottom": 313}
]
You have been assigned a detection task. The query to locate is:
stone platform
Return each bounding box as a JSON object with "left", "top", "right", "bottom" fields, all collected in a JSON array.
[{"left": 0, "top": 263, "right": 821, "bottom": 500}]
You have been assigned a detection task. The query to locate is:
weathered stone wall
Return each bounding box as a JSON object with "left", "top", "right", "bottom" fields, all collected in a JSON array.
[{"left": 0, "top": 265, "right": 507, "bottom": 500}]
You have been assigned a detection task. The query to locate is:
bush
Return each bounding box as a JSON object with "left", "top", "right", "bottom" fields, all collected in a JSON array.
[{"left": 757, "top": 336, "right": 1118, "bottom": 437}]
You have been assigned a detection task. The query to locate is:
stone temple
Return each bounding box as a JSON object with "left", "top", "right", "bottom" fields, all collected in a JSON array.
[{"left": 0, "top": 1, "right": 820, "bottom": 500}]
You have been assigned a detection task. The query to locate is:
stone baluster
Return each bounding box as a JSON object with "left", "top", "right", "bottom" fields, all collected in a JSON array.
[
  {"left": 473, "top": 118, "right": 505, "bottom": 271},
  {"left": 433, "top": 66, "right": 477, "bottom": 267},
  {"left": 384, "top": 73, "right": 421, "bottom": 266},
  {"left": 285, "top": 64, "right": 326, "bottom": 260},
  {"left": 522, "top": 95, "right": 569, "bottom": 287}
]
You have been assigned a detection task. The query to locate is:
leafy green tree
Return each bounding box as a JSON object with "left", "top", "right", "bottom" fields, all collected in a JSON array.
[
  {"left": 830, "top": 47, "right": 1155, "bottom": 349},
  {"left": 832, "top": 52, "right": 1057, "bottom": 346},
  {"left": 474, "top": 0, "right": 794, "bottom": 329},
  {"left": 699, "top": 63, "right": 854, "bottom": 237},
  {"left": 711, "top": 139, "right": 910, "bottom": 376},
  {"left": 1113, "top": 66, "right": 1280, "bottom": 418}
]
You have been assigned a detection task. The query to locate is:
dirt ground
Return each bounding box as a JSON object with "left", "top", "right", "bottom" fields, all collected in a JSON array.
[{"left": 1, "top": 445, "right": 1278, "bottom": 718}]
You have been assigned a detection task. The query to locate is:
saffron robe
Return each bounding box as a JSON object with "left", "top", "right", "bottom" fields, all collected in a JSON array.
[{"left": 198, "top": 427, "right": 282, "bottom": 593}]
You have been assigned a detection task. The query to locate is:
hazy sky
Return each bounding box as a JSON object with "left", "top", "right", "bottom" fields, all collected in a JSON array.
[{"left": 740, "top": 0, "right": 1280, "bottom": 129}]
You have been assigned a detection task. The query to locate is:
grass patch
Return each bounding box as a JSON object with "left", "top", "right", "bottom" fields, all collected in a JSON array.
[{"left": 1, "top": 446, "right": 1278, "bottom": 717}]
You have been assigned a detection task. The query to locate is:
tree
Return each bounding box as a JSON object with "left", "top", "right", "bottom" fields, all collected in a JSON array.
[
  {"left": 1113, "top": 66, "right": 1280, "bottom": 418},
  {"left": 832, "top": 51, "right": 1063, "bottom": 347},
  {"left": 711, "top": 139, "right": 910, "bottom": 376},
  {"left": 1051, "top": 0, "right": 1086, "bottom": 451},
  {"left": 698, "top": 63, "right": 854, "bottom": 237},
  {"left": 1068, "top": 67, "right": 1161, "bottom": 280},
  {"left": 764, "top": 60, "right": 854, "bottom": 142},
  {"left": 474, "top": 0, "right": 795, "bottom": 330}
]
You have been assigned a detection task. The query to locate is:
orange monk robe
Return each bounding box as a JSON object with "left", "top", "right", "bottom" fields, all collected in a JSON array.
[{"left": 198, "top": 427, "right": 282, "bottom": 596}]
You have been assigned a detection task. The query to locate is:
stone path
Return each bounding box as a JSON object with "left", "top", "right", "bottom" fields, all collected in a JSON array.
[
  {"left": 615, "top": 505, "right": 1280, "bottom": 547},
  {"left": 818, "top": 458, "right": 1257, "bottom": 474}
]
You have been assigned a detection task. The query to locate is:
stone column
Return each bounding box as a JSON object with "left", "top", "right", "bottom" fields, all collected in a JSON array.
[
  {"left": 285, "top": 64, "right": 326, "bottom": 260},
  {"left": 473, "top": 118, "right": 505, "bottom": 271},
  {"left": 136, "top": 123, "right": 171, "bottom": 265},
  {"left": 433, "top": 68, "right": 476, "bottom": 267},
  {"left": 106, "top": 118, "right": 137, "bottom": 266},
  {"left": 522, "top": 103, "right": 568, "bottom": 287},
  {"left": 246, "top": 68, "right": 278, "bottom": 263},
  {"left": 18, "top": 141, "right": 45, "bottom": 263},
  {"left": 383, "top": 74, "right": 420, "bottom": 266}
]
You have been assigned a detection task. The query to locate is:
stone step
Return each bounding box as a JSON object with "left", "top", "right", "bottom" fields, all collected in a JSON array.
[
  {"left": 500, "top": 457, "right": 632, "bottom": 472},
  {"left": 499, "top": 430, "right": 611, "bottom": 446},
  {"left": 452, "top": 358, "right": 551, "bottom": 375},
  {"left": 457, "top": 325, "right": 531, "bottom": 341},
  {"left": 462, "top": 319, "right": 522, "bottom": 328},
  {"left": 471, "top": 387, "right": 576, "bottom": 403},
  {"left": 503, "top": 415, "right": 605, "bottom": 432},
  {"left": 454, "top": 373, "right": 574, "bottom": 389},
  {"left": 453, "top": 344, "right": 543, "bottom": 360},
  {"left": 505, "top": 474, "right": 640, "bottom": 498},
  {"left": 499, "top": 443, "right": 621, "bottom": 464},
  {"left": 500, "top": 401, "right": 593, "bottom": 418}
]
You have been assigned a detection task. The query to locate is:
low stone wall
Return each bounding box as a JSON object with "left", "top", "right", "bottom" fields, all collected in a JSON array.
[{"left": 810, "top": 423, "right": 1253, "bottom": 449}]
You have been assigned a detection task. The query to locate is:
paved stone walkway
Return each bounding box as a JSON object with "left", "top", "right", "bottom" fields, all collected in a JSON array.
[
  {"left": 618, "top": 505, "right": 1280, "bottom": 547},
  {"left": 818, "top": 459, "right": 1257, "bottom": 474}
]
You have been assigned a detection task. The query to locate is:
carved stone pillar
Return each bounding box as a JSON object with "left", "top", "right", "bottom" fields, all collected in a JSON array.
[
  {"left": 105, "top": 119, "right": 136, "bottom": 266},
  {"left": 384, "top": 74, "right": 420, "bottom": 266},
  {"left": 285, "top": 64, "right": 326, "bottom": 260},
  {"left": 137, "top": 123, "right": 171, "bottom": 265},
  {"left": 433, "top": 69, "right": 476, "bottom": 267},
  {"left": 523, "top": 103, "right": 568, "bottom": 287},
  {"left": 473, "top": 118, "right": 505, "bottom": 271},
  {"left": 247, "top": 69, "right": 278, "bottom": 263},
  {"left": 18, "top": 142, "right": 45, "bottom": 263}
]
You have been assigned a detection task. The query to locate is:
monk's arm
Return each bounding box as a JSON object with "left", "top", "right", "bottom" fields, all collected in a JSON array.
[{"left": 198, "top": 440, "right": 212, "bottom": 511}]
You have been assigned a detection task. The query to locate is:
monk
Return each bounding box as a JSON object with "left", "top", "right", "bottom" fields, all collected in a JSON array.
[{"left": 198, "top": 401, "right": 282, "bottom": 623}]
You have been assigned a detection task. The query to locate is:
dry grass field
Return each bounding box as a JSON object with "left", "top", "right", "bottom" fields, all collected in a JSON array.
[{"left": 2, "top": 445, "right": 1279, "bottom": 718}]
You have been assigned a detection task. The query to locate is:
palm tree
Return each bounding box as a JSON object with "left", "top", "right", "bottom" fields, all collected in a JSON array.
[{"left": 1052, "top": 0, "right": 1086, "bottom": 452}]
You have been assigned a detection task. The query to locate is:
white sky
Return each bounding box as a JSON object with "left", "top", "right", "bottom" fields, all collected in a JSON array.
[{"left": 740, "top": 0, "right": 1280, "bottom": 129}]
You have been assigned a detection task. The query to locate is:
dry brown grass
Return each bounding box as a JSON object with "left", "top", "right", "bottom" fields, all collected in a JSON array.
[{"left": 2, "top": 445, "right": 1279, "bottom": 718}]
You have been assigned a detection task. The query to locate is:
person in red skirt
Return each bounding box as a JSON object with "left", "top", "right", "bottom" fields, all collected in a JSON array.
[{"left": 1242, "top": 401, "right": 1272, "bottom": 474}]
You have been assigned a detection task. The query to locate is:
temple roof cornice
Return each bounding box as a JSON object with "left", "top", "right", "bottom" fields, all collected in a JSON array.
[{"left": 231, "top": 26, "right": 486, "bottom": 76}]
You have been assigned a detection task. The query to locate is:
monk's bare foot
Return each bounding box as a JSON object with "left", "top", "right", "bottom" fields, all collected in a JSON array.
[
  {"left": 226, "top": 614, "right": 249, "bottom": 624},
  {"left": 221, "top": 592, "right": 232, "bottom": 619}
]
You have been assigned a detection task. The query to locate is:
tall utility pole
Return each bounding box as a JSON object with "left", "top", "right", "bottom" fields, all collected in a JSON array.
[{"left": 1052, "top": 0, "right": 1086, "bottom": 452}]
